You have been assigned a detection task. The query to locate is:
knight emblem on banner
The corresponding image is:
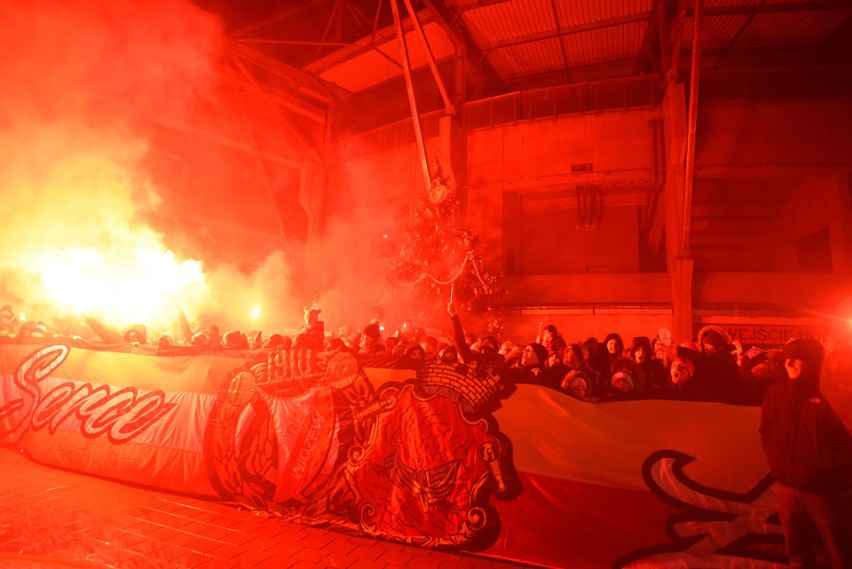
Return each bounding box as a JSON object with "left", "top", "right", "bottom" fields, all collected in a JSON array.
[{"left": 203, "top": 350, "right": 518, "bottom": 552}]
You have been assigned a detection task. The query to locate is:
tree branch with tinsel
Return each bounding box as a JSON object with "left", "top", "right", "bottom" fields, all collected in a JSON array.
[{"left": 389, "top": 157, "right": 504, "bottom": 315}]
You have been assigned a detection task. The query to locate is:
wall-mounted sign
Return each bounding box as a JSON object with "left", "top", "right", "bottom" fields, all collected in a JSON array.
[{"left": 695, "top": 323, "right": 832, "bottom": 347}]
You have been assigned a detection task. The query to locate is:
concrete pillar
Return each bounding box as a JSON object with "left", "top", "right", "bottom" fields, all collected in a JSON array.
[
  {"left": 299, "top": 160, "right": 327, "bottom": 240},
  {"left": 662, "top": 83, "right": 694, "bottom": 341}
]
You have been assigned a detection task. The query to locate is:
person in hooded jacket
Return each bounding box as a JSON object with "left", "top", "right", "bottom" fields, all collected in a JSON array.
[
  {"left": 583, "top": 338, "right": 611, "bottom": 389},
  {"left": 760, "top": 338, "right": 852, "bottom": 569},
  {"left": 696, "top": 326, "right": 742, "bottom": 403},
  {"left": 664, "top": 342, "right": 714, "bottom": 401},
  {"left": 358, "top": 322, "right": 387, "bottom": 355},
  {"left": 629, "top": 336, "right": 667, "bottom": 397},
  {"left": 603, "top": 332, "right": 625, "bottom": 366}
]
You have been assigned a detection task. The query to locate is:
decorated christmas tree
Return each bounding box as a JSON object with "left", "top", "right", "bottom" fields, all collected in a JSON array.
[{"left": 389, "top": 157, "right": 503, "bottom": 323}]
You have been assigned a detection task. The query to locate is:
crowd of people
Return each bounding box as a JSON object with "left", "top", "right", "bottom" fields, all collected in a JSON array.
[
  {"left": 416, "top": 305, "right": 796, "bottom": 406},
  {"left": 3, "top": 301, "right": 852, "bottom": 566},
  {"left": 2, "top": 300, "right": 846, "bottom": 408}
]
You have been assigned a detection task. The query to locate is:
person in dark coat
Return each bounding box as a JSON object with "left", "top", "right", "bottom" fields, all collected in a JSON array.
[
  {"left": 293, "top": 307, "right": 324, "bottom": 352},
  {"left": 629, "top": 336, "right": 667, "bottom": 397},
  {"left": 760, "top": 339, "right": 852, "bottom": 569},
  {"left": 664, "top": 342, "right": 711, "bottom": 401},
  {"left": 358, "top": 322, "right": 387, "bottom": 355},
  {"left": 583, "top": 338, "right": 610, "bottom": 389},
  {"left": 603, "top": 332, "right": 625, "bottom": 365},
  {"left": 738, "top": 345, "right": 785, "bottom": 405},
  {"left": 498, "top": 342, "right": 560, "bottom": 389},
  {"left": 696, "top": 325, "right": 741, "bottom": 403}
]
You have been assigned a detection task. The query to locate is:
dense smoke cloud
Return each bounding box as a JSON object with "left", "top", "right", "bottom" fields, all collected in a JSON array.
[{"left": 0, "top": 0, "right": 305, "bottom": 338}]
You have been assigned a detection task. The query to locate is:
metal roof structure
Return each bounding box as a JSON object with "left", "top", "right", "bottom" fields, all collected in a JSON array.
[{"left": 200, "top": 0, "right": 852, "bottom": 114}]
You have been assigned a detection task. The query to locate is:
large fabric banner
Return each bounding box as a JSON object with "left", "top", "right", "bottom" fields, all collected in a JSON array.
[{"left": 0, "top": 339, "right": 791, "bottom": 568}]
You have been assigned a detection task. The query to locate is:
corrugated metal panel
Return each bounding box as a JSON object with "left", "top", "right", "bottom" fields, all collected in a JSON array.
[
  {"left": 316, "top": 0, "right": 850, "bottom": 96},
  {"left": 460, "top": 0, "right": 557, "bottom": 45},
  {"left": 723, "top": 49, "right": 815, "bottom": 69},
  {"left": 764, "top": 0, "right": 838, "bottom": 5},
  {"left": 563, "top": 22, "right": 645, "bottom": 65},
  {"left": 677, "top": 54, "right": 723, "bottom": 73},
  {"left": 569, "top": 59, "right": 637, "bottom": 83},
  {"left": 378, "top": 21, "right": 456, "bottom": 69},
  {"left": 320, "top": 49, "right": 400, "bottom": 92},
  {"left": 318, "top": 22, "right": 454, "bottom": 93},
  {"left": 510, "top": 69, "right": 571, "bottom": 90},
  {"left": 711, "top": 52, "right": 791, "bottom": 70},
  {"left": 488, "top": 38, "right": 564, "bottom": 76},
  {"left": 704, "top": 0, "right": 848, "bottom": 10},
  {"left": 738, "top": 11, "right": 852, "bottom": 47},
  {"left": 555, "top": 0, "right": 652, "bottom": 26},
  {"left": 690, "top": 15, "right": 751, "bottom": 50},
  {"left": 704, "top": 0, "right": 762, "bottom": 7},
  {"left": 682, "top": 2, "right": 852, "bottom": 46}
]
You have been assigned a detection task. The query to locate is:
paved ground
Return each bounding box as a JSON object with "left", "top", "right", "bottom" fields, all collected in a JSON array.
[{"left": 0, "top": 448, "right": 542, "bottom": 569}]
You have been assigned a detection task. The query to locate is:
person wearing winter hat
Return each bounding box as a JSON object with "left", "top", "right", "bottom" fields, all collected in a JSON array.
[
  {"left": 695, "top": 325, "right": 741, "bottom": 403},
  {"left": 583, "top": 337, "right": 610, "bottom": 380},
  {"left": 698, "top": 326, "right": 730, "bottom": 356},
  {"left": 630, "top": 336, "right": 667, "bottom": 395},
  {"left": 599, "top": 368, "right": 636, "bottom": 402},
  {"left": 472, "top": 335, "right": 506, "bottom": 369},
  {"left": 522, "top": 343, "right": 548, "bottom": 367},
  {"left": 669, "top": 350, "right": 696, "bottom": 384},
  {"left": 603, "top": 332, "right": 624, "bottom": 361},
  {"left": 561, "top": 370, "right": 594, "bottom": 401},
  {"left": 760, "top": 338, "right": 852, "bottom": 569},
  {"left": 665, "top": 342, "right": 714, "bottom": 401},
  {"left": 610, "top": 370, "right": 634, "bottom": 393},
  {"left": 736, "top": 346, "right": 783, "bottom": 401},
  {"left": 262, "top": 333, "right": 287, "bottom": 349},
  {"left": 223, "top": 330, "right": 250, "bottom": 350},
  {"left": 741, "top": 345, "right": 768, "bottom": 371},
  {"left": 610, "top": 354, "right": 643, "bottom": 390},
  {"left": 358, "top": 322, "right": 387, "bottom": 355},
  {"left": 438, "top": 344, "right": 459, "bottom": 364},
  {"left": 497, "top": 342, "right": 556, "bottom": 388}
]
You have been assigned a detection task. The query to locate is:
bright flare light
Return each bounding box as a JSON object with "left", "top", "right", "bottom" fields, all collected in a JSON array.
[
  {"left": 250, "top": 304, "right": 261, "bottom": 331},
  {"left": 31, "top": 245, "right": 207, "bottom": 327}
]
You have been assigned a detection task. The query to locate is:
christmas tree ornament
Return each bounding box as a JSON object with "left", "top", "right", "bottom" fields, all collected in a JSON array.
[{"left": 388, "top": 156, "right": 504, "bottom": 318}]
